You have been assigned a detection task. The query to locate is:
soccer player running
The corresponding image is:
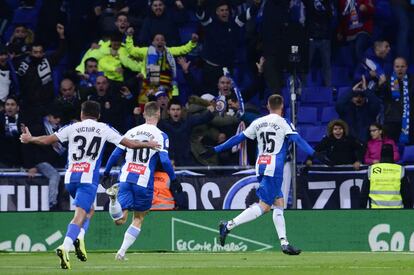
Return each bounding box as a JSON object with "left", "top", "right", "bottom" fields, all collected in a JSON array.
[
  {"left": 103, "top": 101, "right": 178, "bottom": 260},
  {"left": 20, "top": 100, "right": 160, "bottom": 269},
  {"left": 203, "top": 94, "right": 329, "bottom": 255}
]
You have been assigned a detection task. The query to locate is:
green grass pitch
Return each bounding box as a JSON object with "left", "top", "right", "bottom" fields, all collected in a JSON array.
[{"left": 1, "top": 252, "right": 414, "bottom": 275}]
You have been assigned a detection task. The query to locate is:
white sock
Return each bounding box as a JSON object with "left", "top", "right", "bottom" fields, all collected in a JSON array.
[
  {"left": 273, "top": 207, "right": 288, "bottom": 244},
  {"left": 63, "top": 237, "right": 74, "bottom": 251},
  {"left": 78, "top": 228, "right": 85, "bottom": 240},
  {"left": 118, "top": 225, "right": 140, "bottom": 256},
  {"left": 109, "top": 200, "right": 123, "bottom": 220},
  {"left": 227, "top": 204, "right": 263, "bottom": 230}
]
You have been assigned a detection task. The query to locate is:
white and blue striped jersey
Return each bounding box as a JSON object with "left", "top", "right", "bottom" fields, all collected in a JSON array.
[
  {"left": 243, "top": 114, "right": 296, "bottom": 177},
  {"left": 55, "top": 119, "right": 123, "bottom": 184},
  {"left": 118, "top": 124, "right": 169, "bottom": 189}
]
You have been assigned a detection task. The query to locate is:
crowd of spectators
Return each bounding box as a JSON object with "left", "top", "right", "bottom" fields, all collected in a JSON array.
[{"left": 1, "top": 0, "right": 414, "bottom": 172}]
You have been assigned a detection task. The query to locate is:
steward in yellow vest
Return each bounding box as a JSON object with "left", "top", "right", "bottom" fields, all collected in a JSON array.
[{"left": 360, "top": 144, "right": 413, "bottom": 208}]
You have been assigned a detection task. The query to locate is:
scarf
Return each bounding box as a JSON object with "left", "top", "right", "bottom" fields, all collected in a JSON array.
[
  {"left": 223, "top": 69, "right": 245, "bottom": 115},
  {"left": 289, "top": 0, "right": 306, "bottom": 25},
  {"left": 342, "top": 0, "right": 362, "bottom": 30},
  {"left": 4, "top": 114, "right": 18, "bottom": 137},
  {"left": 232, "top": 121, "right": 248, "bottom": 166},
  {"left": 391, "top": 73, "right": 410, "bottom": 144},
  {"left": 43, "top": 117, "right": 66, "bottom": 155},
  {"left": 146, "top": 45, "right": 177, "bottom": 85}
]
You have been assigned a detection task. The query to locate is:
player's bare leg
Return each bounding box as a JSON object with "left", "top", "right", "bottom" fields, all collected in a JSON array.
[
  {"left": 220, "top": 201, "right": 269, "bottom": 246},
  {"left": 74, "top": 207, "right": 94, "bottom": 262},
  {"left": 56, "top": 207, "right": 87, "bottom": 269},
  {"left": 116, "top": 211, "right": 148, "bottom": 260}
]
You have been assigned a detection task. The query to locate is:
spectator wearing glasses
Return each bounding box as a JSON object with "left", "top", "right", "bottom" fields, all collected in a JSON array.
[{"left": 364, "top": 123, "right": 400, "bottom": 165}]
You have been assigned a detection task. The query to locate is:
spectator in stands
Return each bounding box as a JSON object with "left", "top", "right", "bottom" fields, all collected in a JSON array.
[
  {"left": 7, "top": 24, "right": 34, "bottom": 56},
  {"left": 138, "top": 0, "right": 187, "bottom": 47},
  {"left": 88, "top": 75, "right": 135, "bottom": 133},
  {"left": 0, "top": 0, "right": 12, "bottom": 39},
  {"left": 177, "top": 55, "right": 266, "bottom": 102},
  {"left": 125, "top": 31, "right": 198, "bottom": 103},
  {"left": 22, "top": 106, "right": 66, "bottom": 210},
  {"left": 0, "top": 96, "right": 23, "bottom": 168},
  {"left": 76, "top": 32, "right": 143, "bottom": 84},
  {"left": 158, "top": 97, "right": 215, "bottom": 166},
  {"left": 360, "top": 144, "right": 413, "bottom": 208},
  {"left": 95, "top": 2, "right": 130, "bottom": 38},
  {"left": 306, "top": 119, "right": 364, "bottom": 170},
  {"left": 336, "top": 76, "right": 381, "bottom": 143},
  {"left": 382, "top": 57, "right": 414, "bottom": 144},
  {"left": 337, "top": 0, "right": 375, "bottom": 65},
  {"left": 54, "top": 78, "right": 81, "bottom": 125},
  {"left": 15, "top": 24, "right": 66, "bottom": 125},
  {"left": 258, "top": 0, "right": 290, "bottom": 92},
  {"left": 364, "top": 122, "right": 400, "bottom": 165},
  {"left": 353, "top": 40, "right": 391, "bottom": 86},
  {"left": 196, "top": 0, "right": 260, "bottom": 92},
  {"left": 0, "top": 44, "right": 19, "bottom": 109},
  {"left": 153, "top": 87, "right": 170, "bottom": 120},
  {"left": 390, "top": 1, "right": 414, "bottom": 63},
  {"left": 304, "top": 0, "right": 334, "bottom": 87},
  {"left": 78, "top": 57, "right": 104, "bottom": 89}
]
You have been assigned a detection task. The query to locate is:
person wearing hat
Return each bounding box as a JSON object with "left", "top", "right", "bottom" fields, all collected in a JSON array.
[
  {"left": 359, "top": 144, "right": 413, "bottom": 208},
  {"left": 336, "top": 75, "right": 381, "bottom": 143},
  {"left": 22, "top": 105, "right": 67, "bottom": 210}
]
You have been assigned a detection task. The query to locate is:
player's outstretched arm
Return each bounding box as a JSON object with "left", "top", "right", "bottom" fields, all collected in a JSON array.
[
  {"left": 215, "top": 133, "right": 247, "bottom": 153},
  {"left": 288, "top": 134, "right": 332, "bottom": 165},
  {"left": 120, "top": 138, "right": 161, "bottom": 150},
  {"left": 20, "top": 127, "right": 59, "bottom": 145},
  {"left": 287, "top": 133, "right": 314, "bottom": 156}
]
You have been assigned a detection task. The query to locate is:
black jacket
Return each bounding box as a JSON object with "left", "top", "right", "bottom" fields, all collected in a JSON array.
[
  {"left": 312, "top": 135, "right": 364, "bottom": 165},
  {"left": 158, "top": 111, "right": 214, "bottom": 166},
  {"left": 0, "top": 112, "right": 23, "bottom": 167}
]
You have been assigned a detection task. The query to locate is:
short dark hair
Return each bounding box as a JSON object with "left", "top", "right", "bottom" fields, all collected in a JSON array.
[
  {"left": 168, "top": 97, "right": 182, "bottom": 109},
  {"left": 81, "top": 100, "right": 101, "bottom": 119},
  {"left": 267, "top": 94, "right": 284, "bottom": 110},
  {"left": 85, "top": 57, "right": 98, "bottom": 66},
  {"left": 116, "top": 12, "right": 128, "bottom": 20},
  {"left": 5, "top": 95, "right": 19, "bottom": 105}
]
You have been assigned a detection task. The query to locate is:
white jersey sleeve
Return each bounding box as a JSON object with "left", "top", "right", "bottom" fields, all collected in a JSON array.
[
  {"left": 103, "top": 124, "right": 123, "bottom": 146},
  {"left": 55, "top": 124, "right": 72, "bottom": 143},
  {"left": 243, "top": 119, "right": 258, "bottom": 140},
  {"left": 281, "top": 119, "right": 297, "bottom": 136}
]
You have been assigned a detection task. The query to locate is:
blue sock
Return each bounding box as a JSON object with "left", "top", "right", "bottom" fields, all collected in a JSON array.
[
  {"left": 83, "top": 218, "right": 90, "bottom": 233},
  {"left": 66, "top": 223, "right": 81, "bottom": 240},
  {"left": 78, "top": 217, "right": 90, "bottom": 240}
]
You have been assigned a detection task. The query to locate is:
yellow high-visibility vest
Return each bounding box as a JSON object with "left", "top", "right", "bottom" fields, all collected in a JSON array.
[{"left": 369, "top": 163, "right": 403, "bottom": 208}]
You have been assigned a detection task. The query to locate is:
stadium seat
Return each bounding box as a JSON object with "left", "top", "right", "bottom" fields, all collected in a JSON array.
[
  {"left": 297, "top": 125, "right": 326, "bottom": 143},
  {"left": 336, "top": 86, "right": 351, "bottom": 101},
  {"left": 305, "top": 70, "right": 323, "bottom": 87},
  {"left": 297, "top": 106, "right": 318, "bottom": 125},
  {"left": 301, "top": 87, "right": 333, "bottom": 106},
  {"left": 321, "top": 106, "right": 338, "bottom": 123},
  {"left": 401, "top": 145, "right": 414, "bottom": 164},
  {"left": 331, "top": 66, "right": 352, "bottom": 87}
]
